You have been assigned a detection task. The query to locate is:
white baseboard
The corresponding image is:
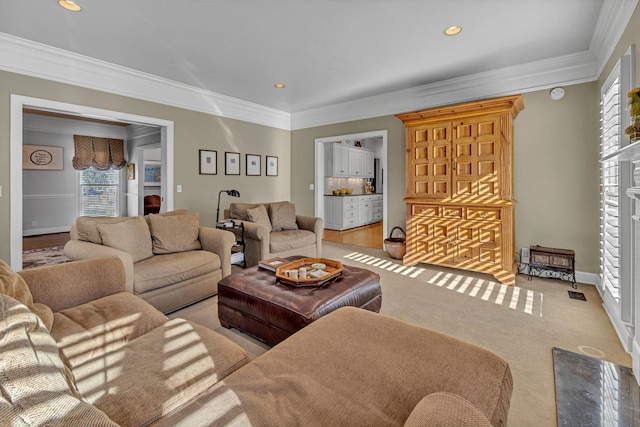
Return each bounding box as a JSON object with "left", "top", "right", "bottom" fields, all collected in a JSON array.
[{"left": 23, "top": 226, "right": 70, "bottom": 237}]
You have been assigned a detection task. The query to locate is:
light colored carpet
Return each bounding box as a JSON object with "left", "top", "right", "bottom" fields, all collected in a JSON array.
[{"left": 169, "top": 241, "right": 630, "bottom": 426}]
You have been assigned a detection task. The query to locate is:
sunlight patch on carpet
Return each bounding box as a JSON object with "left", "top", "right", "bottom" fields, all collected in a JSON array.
[{"left": 343, "top": 251, "right": 542, "bottom": 316}]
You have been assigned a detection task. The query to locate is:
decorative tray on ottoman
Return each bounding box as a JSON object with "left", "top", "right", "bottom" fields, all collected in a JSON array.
[{"left": 275, "top": 258, "right": 344, "bottom": 287}]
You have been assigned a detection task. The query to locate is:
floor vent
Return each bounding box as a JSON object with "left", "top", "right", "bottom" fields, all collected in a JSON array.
[{"left": 568, "top": 291, "right": 586, "bottom": 301}]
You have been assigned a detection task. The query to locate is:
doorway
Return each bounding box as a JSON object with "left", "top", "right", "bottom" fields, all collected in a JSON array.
[
  {"left": 314, "top": 130, "right": 388, "bottom": 250},
  {"left": 9, "top": 94, "right": 175, "bottom": 270}
]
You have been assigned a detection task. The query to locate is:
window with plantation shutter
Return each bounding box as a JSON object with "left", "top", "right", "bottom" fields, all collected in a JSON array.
[
  {"left": 600, "top": 53, "right": 633, "bottom": 332},
  {"left": 79, "top": 168, "right": 120, "bottom": 217}
]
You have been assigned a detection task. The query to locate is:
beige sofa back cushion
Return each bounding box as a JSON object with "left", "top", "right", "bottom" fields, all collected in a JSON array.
[
  {"left": 229, "top": 202, "right": 261, "bottom": 221},
  {"left": 0, "top": 259, "right": 53, "bottom": 331},
  {"left": 97, "top": 216, "right": 154, "bottom": 262},
  {"left": 0, "top": 294, "right": 118, "bottom": 426},
  {"left": 148, "top": 211, "right": 202, "bottom": 254},
  {"left": 75, "top": 216, "right": 130, "bottom": 244},
  {"left": 269, "top": 201, "right": 298, "bottom": 231},
  {"left": 247, "top": 204, "right": 273, "bottom": 230},
  {"left": 403, "top": 392, "right": 493, "bottom": 427}
]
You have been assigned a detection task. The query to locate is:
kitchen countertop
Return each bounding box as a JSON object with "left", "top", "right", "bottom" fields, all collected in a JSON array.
[{"left": 324, "top": 193, "right": 383, "bottom": 197}]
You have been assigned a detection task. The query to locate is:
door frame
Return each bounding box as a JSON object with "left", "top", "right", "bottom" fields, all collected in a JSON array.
[
  {"left": 314, "top": 130, "right": 388, "bottom": 245},
  {"left": 10, "top": 94, "right": 174, "bottom": 270}
]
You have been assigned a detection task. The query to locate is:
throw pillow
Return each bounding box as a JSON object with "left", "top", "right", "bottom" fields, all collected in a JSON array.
[
  {"left": 148, "top": 211, "right": 202, "bottom": 254},
  {"left": 403, "top": 392, "right": 493, "bottom": 427},
  {"left": 97, "top": 216, "right": 154, "bottom": 263},
  {"left": 229, "top": 203, "right": 259, "bottom": 221},
  {"left": 247, "top": 204, "right": 273, "bottom": 230},
  {"left": 0, "top": 259, "right": 53, "bottom": 331},
  {"left": 0, "top": 294, "right": 118, "bottom": 426},
  {"left": 269, "top": 201, "right": 298, "bottom": 231}
]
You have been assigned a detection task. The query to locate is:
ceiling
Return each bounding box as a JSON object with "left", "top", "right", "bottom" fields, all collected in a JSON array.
[{"left": 0, "top": 0, "right": 630, "bottom": 119}]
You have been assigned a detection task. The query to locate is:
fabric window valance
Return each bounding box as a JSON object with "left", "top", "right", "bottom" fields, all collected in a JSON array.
[{"left": 73, "top": 135, "right": 126, "bottom": 170}]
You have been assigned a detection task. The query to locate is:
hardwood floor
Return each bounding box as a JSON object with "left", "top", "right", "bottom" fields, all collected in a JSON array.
[
  {"left": 323, "top": 222, "right": 383, "bottom": 249},
  {"left": 23, "top": 232, "right": 71, "bottom": 251}
]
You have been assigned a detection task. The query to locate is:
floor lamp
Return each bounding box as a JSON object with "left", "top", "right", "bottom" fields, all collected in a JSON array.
[{"left": 217, "top": 189, "right": 240, "bottom": 223}]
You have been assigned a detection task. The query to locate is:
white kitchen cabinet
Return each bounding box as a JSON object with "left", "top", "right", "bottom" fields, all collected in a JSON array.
[
  {"left": 325, "top": 194, "right": 382, "bottom": 230},
  {"left": 324, "top": 143, "right": 374, "bottom": 178}
]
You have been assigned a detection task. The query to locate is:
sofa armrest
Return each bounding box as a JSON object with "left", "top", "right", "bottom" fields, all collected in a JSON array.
[
  {"left": 296, "top": 214, "right": 324, "bottom": 237},
  {"left": 18, "top": 258, "right": 126, "bottom": 313},
  {"left": 198, "top": 227, "right": 235, "bottom": 278},
  {"left": 64, "top": 240, "right": 134, "bottom": 292}
]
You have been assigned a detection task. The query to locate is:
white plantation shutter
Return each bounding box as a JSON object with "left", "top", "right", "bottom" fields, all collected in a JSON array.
[
  {"left": 600, "top": 57, "right": 632, "bottom": 326},
  {"left": 601, "top": 77, "right": 621, "bottom": 301}
]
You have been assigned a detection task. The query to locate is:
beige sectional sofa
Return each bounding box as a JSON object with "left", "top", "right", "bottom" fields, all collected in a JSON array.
[
  {"left": 0, "top": 258, "right": 513, "bottom": 426},
  {"left": 224, "top": 201, "right": 323, "bottom": 267},
  {"left": 63, "top": 210, "right": 235, "bottom": 313}
]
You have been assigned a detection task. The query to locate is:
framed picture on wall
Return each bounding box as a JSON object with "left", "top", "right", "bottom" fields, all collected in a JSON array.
[
  {"left": 144, "top": 160, "right": 162, "bottom": 186},
  {"left": 266, "top": 156, "right": 278, "bottom": 176},
  {"left": 127, "top": 163, "right": 135, "bottom": 180},
  {"left": 225, "top": 152, "right": 240, "bottom": 175},
  {"left": 22, "top": 144, "right": 63, "bottom": 170},
  {"left": 199, "top": 149, "right": 217, "bottom": 175},
  {"left": 246, "top": 154, "right": 261, "bottom": 176}
]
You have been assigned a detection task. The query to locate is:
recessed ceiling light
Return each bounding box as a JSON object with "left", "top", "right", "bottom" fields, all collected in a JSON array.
[
  {"left": 58, "top": 0, "right": 82, "bottom": 11},
  {"left": 444, "top": 26, "right": 462, "bottom": 36},
  {"left": 274, "top": 83, "right": 286, "bottom": 89}
]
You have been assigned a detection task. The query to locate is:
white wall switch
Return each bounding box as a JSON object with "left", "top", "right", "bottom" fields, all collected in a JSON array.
[
  {"left": 309, "top": 184, "right": 314, "bottom": 190},
  {"left": 0, "top": 185, "right": 2, "bottom": 197},
  {"left": 177, "top": 184, "right": 183, "bottom": 193}
]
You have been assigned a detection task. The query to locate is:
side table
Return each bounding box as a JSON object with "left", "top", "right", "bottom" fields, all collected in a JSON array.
[{"left": 216, "top": 220, "right": 246, "bottom": 268}]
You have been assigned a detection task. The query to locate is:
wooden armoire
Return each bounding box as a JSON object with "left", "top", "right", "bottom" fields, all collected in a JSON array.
[{"left": 397, "top": 95, "right": 524, "bottom": 285}]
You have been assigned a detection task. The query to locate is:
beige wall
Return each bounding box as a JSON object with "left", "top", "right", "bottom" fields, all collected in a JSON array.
[
  {"left": 291, "top": 84, "right": 602, "bottom": 273},
  {"left": 0, "top": 71, "right": 290, "bottom": 263}
]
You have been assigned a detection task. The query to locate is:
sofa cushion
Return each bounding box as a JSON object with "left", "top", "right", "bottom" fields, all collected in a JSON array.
[
  {"left": 75, "top": 216, "right": 130, "bottom": 244},
  {"left": 247, "top": 204, "right": 272, "bottom": 230},
  {"left": 269, "top": 201, "right": 298, "bottom": 231},
  {"left": 74, "top": 318, "right": 250, "bottom": 427},
  {"left": 133, "top": 250, "right": 221, "bottom": 294},
  {"left": 229, "top": 202, "right": 260, "bottom": 221},
  {"left": 51, "top": 292, "right": 168, "bottom": 368},
  {"left": 404, "top": 392, "right": 493, "bottom": 427},
  {"left": 269, "top": 229, "right": 316, "bottom": 253},
  {"left": 148, "top": 211, "right": 202, "bottom": 254},
  {"left": 0, "top": 294, "right": 118, "bottom": 427},
  {"left": 97, "top": 216, "right": 154, "bottom": 262},
  {"left": 0, "top": 259, "right": 53, "bottom": 331}
]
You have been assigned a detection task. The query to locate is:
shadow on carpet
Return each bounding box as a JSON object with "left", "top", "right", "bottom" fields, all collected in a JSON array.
[{"left": 22, "top": 246, "right": 70, "bottom": 270}]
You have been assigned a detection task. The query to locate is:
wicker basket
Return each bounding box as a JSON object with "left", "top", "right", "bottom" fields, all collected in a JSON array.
[{"left": 384, "top": 227, "right": 406, "bottom": 260}]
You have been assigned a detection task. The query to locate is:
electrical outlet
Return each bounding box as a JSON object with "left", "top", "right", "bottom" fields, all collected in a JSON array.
[
  {"left": 31, "top": 221, "right": 37, "bottom": 227},
  {"left": 521, "top": 247, "right": 530, "bottom": 264},
  {"left": 177, "top": 185, "right": 183, "bottom": 193}
]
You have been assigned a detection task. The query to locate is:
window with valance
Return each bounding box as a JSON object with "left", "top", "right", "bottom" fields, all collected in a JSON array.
[{"left": 73, "top": 135, "right": 126, "bottom": 170}]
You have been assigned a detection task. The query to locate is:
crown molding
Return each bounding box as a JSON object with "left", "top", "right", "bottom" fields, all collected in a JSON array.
[
  {"left": 1, "top": 0, "right": 634, "bottom": 132},
  {"left": 0, "top": 33, "right": 291, "bottom": 130},
  {"left": 590, "top": 0, "right": 639, "bottom": 77},
  {"left": 291, "top": 51, "right": 598, "bottom": 129}
]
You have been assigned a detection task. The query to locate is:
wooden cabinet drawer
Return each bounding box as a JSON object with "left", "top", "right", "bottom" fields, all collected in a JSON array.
[
  {"left": 344, "top": 210, "right": 357, "bottom": 219},
  {"left": 442, "top": 207, "right": 463, "bottom": 219},
  {"left": 467, "top": 207, "right": 501, "bottom": 221},
  {"left": 412, "top": 205, "right": 440, "bottom": 217},
  {"left": 344, "top": 202, "right": 357, "bottom": 211}
]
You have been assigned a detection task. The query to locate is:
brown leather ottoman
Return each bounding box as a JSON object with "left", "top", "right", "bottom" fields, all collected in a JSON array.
[{"left": 218, "top": 260, "right": 382, "bottom": 346}]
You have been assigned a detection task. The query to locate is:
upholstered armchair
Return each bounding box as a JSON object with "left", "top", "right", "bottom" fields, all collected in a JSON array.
[
  {"left": 224, "top": 201, "right": 323, "bottom": 267},
  {"left": 144, "top": 195, "right": 161, "bottom": 215}
]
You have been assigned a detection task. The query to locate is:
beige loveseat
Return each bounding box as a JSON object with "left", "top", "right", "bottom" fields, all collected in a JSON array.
[
  {"left": 1, "top": 258, "right": 513, "bottom": 426},
  {"left": 224, "top": 201, "right": 323, "bottom": 267},
  {"left": 64, "top": 210, "right": 234, "bottom": 313}
]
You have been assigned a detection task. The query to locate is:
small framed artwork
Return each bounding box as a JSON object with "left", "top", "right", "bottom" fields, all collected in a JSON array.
[
  {"left": 144, "top": 160, "right": 162, "bottom": 186},
  {"left": 225, "top": 152, "right": 240, "bottom": 175},
  {"left": 266, "top": 156, "right": 278, "bottom": 176},
  {"left": 127, "top": 163, "right": 135, "bottom": 180},
  {"left": 246, "top": 154, "right": 261, "bottom": 176},
  {"left": 22, "top": 144, "right": 64, "bottom": 170},
  {"left": 199, "top": 149, "right": 217, "bottom": 175}
]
